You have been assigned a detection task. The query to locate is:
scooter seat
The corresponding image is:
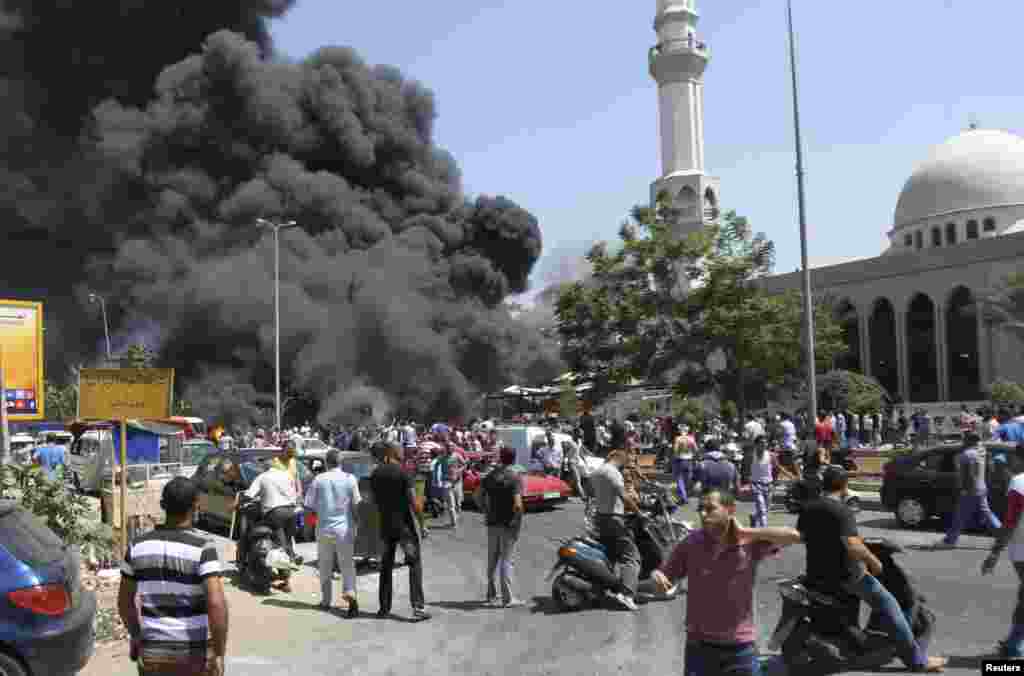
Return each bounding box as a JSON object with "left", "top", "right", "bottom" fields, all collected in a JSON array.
[{"left": 248, "top": 525, "right": 274, "bottom": 539}]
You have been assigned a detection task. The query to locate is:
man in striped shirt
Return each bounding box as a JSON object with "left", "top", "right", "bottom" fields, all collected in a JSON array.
[{"left": 118, "top": 477, "right": 229, "bottom": 676}]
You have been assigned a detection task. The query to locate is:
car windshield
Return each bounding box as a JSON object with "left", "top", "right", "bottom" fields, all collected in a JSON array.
[
  {"left": 341, "top": 460, "right": 374, "bottom": 479},
  {"left": 0, "top": 504, "right": 64, "bottom": 568}
]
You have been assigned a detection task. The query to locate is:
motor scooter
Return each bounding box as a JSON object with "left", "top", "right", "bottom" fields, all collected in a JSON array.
[
  {"left": 768, "top": 538, "right": 935, "bottom": 673},
  {"left": 549, "top": 483, "right": 692, "bottom": 612},
  {"left": 236, "top": 498, "right": 296, "bottom": 593}
]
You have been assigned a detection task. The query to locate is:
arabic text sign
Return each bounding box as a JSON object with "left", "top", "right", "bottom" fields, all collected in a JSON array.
[
  {"left": 79, "top": 368, "right": 174, "bottom": 420},
  {"left": 0, "top": 300, "right": 44, "bottom": 421}
]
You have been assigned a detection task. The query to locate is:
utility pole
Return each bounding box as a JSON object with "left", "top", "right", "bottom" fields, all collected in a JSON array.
[
  {"left": 256, "top": 218, "right": 299, "bottom": 435},
  {"left": 787, "top": 0, "right": 818, "bottom": 423}
]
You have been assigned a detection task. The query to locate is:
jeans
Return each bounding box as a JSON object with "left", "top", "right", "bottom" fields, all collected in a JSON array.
[
  {"left": 444, "top": 485, "right": 459, "bottom": 527},
  {"left": 487, "top": 524, "right": 521, "bottom": 603},
  {"left": 749, "top": 481, "right": 771, "bottom": 528},
  {"left": 1006, "top": 562, "right": 1024, "bottom": 657},
  {"left": 943, "top": 493, "right": 1002, "bottom": 545},
  {"left": 317, "top": 531, "right": 356, "bottom": 604},
  {"left": 685, "top": 641, "right": 761, "bottom": 676},
  {"left": 842, "top": 574, "right": 926, "bottom": 669},
  {"left": 380, "top": 526, "right": 425, "bottom": 613},
  {"left": 672, "top": 458, "right": 691, "bottom": 503},
  {"left": 594, "top": 514, "right": 640, "bottom": 597},
  {"left": 265, "top": 505, "right": 297, "bottom": 559}
]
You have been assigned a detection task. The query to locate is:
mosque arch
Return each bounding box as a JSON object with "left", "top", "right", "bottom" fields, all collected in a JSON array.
[
  {"left": 703, "top": 187, "right": 718, "bottom": 220},
  {"left": 945, "top": 222, "right": 957, "bottom": 245},
  {"left": 868, "top": 298, "right": 899, "bottom": 396},
  {"left": 930, "top": 227, "right": 942, "bottom": 247},
  {"left": 834, "top": 298, "right": 861, "bottom": 372},
  {"left": 946, "top": 286, "right": 981, "bottom": 400},
  {"left": 966, "top": 220, "right": 979, "bottom": 240},
  {"left": 984, "top": 217, "right": 997, "bottom": 232},
  {"left": 907, "top": 292, "right": 939, "bottom": 401}
]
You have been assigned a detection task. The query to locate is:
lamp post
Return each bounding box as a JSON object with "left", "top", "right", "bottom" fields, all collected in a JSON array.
[
  {"left": 256, "top": 218, "right": 299, "bottom": 435},
  {"left": 786, "top": 0, "right": 818, "bottom": 425},
  {"left": 88, "top": 293, "right": 112, "bottom": 364}
]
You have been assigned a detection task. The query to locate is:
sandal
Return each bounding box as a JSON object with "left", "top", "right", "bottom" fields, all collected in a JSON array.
[{"left": 913, "top": 656, "right": 947, "bottom": 673}]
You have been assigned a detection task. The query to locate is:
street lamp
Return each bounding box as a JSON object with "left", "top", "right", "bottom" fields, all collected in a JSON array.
[
  {"left": 88, "top": 293, "right": 112, "bottom": 363},
  {"left": 256, "top": 218, "right": 300, "bottom": 435},
  {"left": 786, "top": 0, "right": 818, "bottom": 425}
]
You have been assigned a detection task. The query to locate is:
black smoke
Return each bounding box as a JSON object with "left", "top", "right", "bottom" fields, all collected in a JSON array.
[{"left": 0, "top": 6, "right": 562, "bottom": 425}]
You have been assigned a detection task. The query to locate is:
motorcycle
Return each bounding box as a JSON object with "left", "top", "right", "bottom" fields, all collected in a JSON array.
[
  {"left": 236, "top": 498, "right": 296, "bottom": 593},
  {"left": 768, "top": 538, "right": 935, "bottom": 673},
  {"left": 549, "top": 482, "right": 692, "bottom": 612}
]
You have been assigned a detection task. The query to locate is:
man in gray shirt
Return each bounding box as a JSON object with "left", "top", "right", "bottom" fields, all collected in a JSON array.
[
  {"left": 936, "top": 431, "right": 1002, "bottom": 548},
  {"left": 589, "top": 450, "right": 641, "bottom": 611}
]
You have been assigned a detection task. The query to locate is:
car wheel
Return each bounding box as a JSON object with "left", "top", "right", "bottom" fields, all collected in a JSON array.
[
  {"left": 0, "top": 651, "right": 29, "bottom": 676},
  {"left": 895, "top": 497, "right": 927, "bottom": 528}
]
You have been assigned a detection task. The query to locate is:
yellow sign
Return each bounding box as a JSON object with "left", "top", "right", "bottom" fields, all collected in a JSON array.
[
  {"left": 78, "top": 368, "right": 174, "bottom": 420},
  {"left": 0, "top": 300, "right": 44, "bottom": 422}
]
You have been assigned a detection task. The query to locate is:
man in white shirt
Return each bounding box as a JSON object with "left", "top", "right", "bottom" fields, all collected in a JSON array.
[
  {"left": 540, "top": 430, "right": 563, "bottom": 476},
  {"left": 742, "top": 415, "right": 764, "bottom": 442},
  {"left": 779, "top": 414, "right": 797, "bottom": 451},
  {"left": 305, "top": 450, "right": 362, "bottom": 616},
  {"left": 983, "top": 453, "right": 1024, "bottom": 657}
]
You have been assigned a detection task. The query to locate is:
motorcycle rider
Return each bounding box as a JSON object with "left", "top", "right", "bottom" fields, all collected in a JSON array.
[
  {"left": 589, "top": 449, "right": 641, "bottom": 611},
  {"left": 243, "top": 449, "right": 303, "bottom": 592},
  {"left": 797, "top": 466, "right": 946, "bottom": 673}
]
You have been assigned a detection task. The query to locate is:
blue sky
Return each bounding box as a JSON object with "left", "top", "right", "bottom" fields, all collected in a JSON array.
[{"left": 271, "top": 0, "right": 1024, "bottom": 296}]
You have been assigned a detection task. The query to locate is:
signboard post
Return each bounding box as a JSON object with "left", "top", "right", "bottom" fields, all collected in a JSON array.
[{"left": 78, "top": 368, "right": 174, "bottom": 551}]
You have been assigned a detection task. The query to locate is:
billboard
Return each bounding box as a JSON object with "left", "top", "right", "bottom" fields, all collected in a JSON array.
[
  {"left": 0, "top": 300, "right": 44, "bottom": 422},
  {"left": 78, "top": 368, "right": 174, "bottom": 420}
]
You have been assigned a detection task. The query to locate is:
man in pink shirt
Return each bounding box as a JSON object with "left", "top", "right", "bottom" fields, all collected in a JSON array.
[{"left": 652, "top": 490, "right": 802, "bottom": 676}]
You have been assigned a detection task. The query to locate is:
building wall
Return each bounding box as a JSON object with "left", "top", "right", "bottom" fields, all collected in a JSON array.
[{"left": 761, "top": 230, "right": 1024, "bottom": 403}]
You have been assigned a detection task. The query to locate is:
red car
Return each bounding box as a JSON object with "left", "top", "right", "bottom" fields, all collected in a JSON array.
[{"left": 462, "top": 463, "right": 573, "bottom": 509}]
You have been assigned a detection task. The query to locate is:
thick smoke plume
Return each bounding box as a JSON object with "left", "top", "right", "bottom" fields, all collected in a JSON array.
[{"left": 0, "top": 6, "right": 562, "bottom": 426}]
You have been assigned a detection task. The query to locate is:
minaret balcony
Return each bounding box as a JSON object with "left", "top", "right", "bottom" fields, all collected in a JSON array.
[{"left": 649, "top": 38, "right": 709, "bottom": 70}]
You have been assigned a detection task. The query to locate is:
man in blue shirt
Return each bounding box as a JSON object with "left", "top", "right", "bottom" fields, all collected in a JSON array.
[
  {"left": 304, "top": 450, "right": 362, "bottom": 616},
  {"left": 997, "top": 411, "right": 1024, "bottom": 443},
  {"left": 32, "top": 443, "right": 66, "bottom": 481}
]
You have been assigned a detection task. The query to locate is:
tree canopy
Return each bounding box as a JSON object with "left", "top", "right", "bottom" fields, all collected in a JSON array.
[{"left": 554, "top": 195, "right": 845, "bottom": 417}]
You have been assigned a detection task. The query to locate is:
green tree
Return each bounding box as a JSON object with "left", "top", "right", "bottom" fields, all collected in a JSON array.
[
  {"left": 816, "top": 370, "right": 889, "bottom": 415},
  {"left": 44, "top": 380, "right": 79, "bottom": 421},
  {"left": 988, "top": 379, "right": 1024, "bottom": 408},
  {"left": 559, "top": 378, "right": 579, "bottom": 419},
  {"left": 554, "top": 195, "right": 845, "bottom": 420},
  {"left": 671, "top": 395, "right": 705, "bottom": 430},
  {"left": 982, "top": 272, "right": 1024, "bottom": 338},
  {"left": 120, "top": 343, "right": 157, "bottom": 369}
]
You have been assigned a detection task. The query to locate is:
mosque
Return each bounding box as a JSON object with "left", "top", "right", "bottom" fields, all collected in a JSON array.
[{"left": 650, "top": 0, "right": 1024, "bottom": 406}]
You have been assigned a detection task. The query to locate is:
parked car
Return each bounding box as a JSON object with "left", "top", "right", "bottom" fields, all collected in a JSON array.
[
  {"left": 0, "top": 500, "right": 96, "bottom": 676},
  {"left": 192, "top": 448, "right": 314, "bottom": 538},
  {"left": 880, "top": 442, "right": 1020, "bottom": 528}
]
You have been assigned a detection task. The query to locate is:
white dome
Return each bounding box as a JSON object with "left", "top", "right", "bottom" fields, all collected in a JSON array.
[{"left": 893, "top": 128, "right": 1024, "bottom": 228}]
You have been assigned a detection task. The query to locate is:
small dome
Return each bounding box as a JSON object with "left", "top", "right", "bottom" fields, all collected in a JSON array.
[{"left": 893, "top": 128, "right": 1024, "bottom": 228}]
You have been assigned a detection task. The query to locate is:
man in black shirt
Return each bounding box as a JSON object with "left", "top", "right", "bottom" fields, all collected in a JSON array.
[
  {"left": 580, "top": 410, "right": 597, "bottom": 452},
  {"left": 369, "top": 442, "right": 430, "bottom": 621},
  {"left": 476, "top": 447, "right": 525, "bottom": 607},
  {"left": 797, "top": 467, "right": 945, "bottom": 673}
]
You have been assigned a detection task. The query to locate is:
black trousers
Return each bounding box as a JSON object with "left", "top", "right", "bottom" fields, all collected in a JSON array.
[
  {"left": 595, "top": 514, "right": 640, "bottom": 596},
  {"left": 380, "top": 526, "right": 425, "bottom": 612},
  {"left": 265, "top": 505, "right": 297, "bottom": 559}
]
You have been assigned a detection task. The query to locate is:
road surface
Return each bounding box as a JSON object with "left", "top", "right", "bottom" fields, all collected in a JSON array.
[{"left": 82, "top": 498, "right": 1013, "bottom": 676}]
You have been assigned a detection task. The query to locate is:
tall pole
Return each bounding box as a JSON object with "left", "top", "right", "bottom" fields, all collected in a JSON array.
[
  {"left": 787, "top": 0, "right": 817, "bottom": 424},
  {"left": 0, "top": 344, "right": 8, "bottom": 466},
  {"left": 100, "top": 298, "right": 112, "bottom": 364},
  {"left": 274, "top": 224, "right": 281, "bottom": 435},
  {"left": 257, "top": 218, "right": 297, "bottom": 437}
]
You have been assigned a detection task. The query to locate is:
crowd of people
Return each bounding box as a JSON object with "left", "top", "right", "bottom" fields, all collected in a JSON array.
[{"left": 116, "top": 401, "right": 1024, "bottom": 675}]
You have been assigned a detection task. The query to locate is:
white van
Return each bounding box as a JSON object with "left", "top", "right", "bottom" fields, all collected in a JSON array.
[
  {"left": 10, "top": 433, "right": 36, "bottom": 464},
  {"left": 68, "top": 429, "right": 189, "bottom": 493},
  {"left": 493, "top": 425, "right": 603, "bottom": 474}
]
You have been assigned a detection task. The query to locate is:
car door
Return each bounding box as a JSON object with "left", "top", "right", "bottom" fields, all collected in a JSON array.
[{"left": 928, "top": 448, "right": 960, "bottom": 517}]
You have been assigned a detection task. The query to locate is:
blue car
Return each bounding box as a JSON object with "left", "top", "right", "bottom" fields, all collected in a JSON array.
[{"left": 0, "top": 500, "right": 96, "bottom": 676}]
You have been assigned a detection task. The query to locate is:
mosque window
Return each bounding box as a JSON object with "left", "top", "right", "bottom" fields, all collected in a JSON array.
[
  {"left": 915, "top": 230, "right": 923, "bottom": 249},
  {"left": 966, "top": 220, "right": 979, "bottom": 239},
  {"left": 945, "top": 222, "right": 956, "bottom": 245},
  {"left": 931, "top": 227, "right": 942, "bottom": 247},
  {"left": 904, "top": 233, "right": 913, "bottom": 247},
  {"left": 984, "top": 217, "right": 996, "bottom": 232}
]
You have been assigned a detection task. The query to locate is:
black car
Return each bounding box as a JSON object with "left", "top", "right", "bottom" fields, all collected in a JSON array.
[
  {"left": 880, "top": 443, "right": 1020, "bottom": 528},
  {"left": 0, "top": 500, "right": 96, "bottom": 676}
]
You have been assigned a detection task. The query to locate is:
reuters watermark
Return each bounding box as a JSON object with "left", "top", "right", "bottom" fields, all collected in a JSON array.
[{"left": 985, "top": 660, "right": 1024, "bottom": 672}]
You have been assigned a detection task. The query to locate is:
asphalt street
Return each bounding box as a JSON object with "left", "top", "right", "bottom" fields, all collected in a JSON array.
[{"left": 84, "top": 497, "right": 1015, "bottom": 676}]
